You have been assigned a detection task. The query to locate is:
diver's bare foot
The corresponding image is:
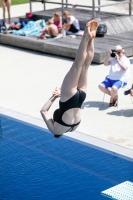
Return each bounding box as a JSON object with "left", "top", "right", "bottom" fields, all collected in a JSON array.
[{"left": 84, "top": 20, "right": 98, "bottom": 39}]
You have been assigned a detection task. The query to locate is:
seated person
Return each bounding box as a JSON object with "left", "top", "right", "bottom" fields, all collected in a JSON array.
[
  {"left": 4, "top": 19, "right": 45, "bottom": 36},
  {"left": 98, "top": 45, "right": 130, "bottom": 107},
  {"left": 38, "top": 12, "right": 62, "bottom": 39},
  {"left": 124, "top": 84, "right": 133, "bottom": 96},
  {"left": 47, "top": 12, "right": 62, "bottom": 32},
  {"left": 4, "top": 22, "right": 22, "bottom": 33},
  {"left": 62, "top": 11, "right": 80, "bottom": 33},
  {"left": 5, "top": 13, "right": 36, "bottom": 33}
]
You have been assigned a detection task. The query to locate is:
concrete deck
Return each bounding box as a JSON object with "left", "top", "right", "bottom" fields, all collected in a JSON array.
[
  {"left": 0, "top": 44, "right": 133, "bottom": 152},
  {"left": 0, "top": 2, "right": 133, "bottom": 154}
]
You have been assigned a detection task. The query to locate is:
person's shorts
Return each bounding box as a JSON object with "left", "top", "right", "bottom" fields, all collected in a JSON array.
[
  {"left": 101, "top": 77, "right": 127, "bottom": 89},
  {"left": 69, "top": 24, "right": 79, "bottom": 33}
]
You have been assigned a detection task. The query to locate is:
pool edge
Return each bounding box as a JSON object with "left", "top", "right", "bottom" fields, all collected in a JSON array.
[{"left": 0, "top": 107, "right": 133, "bottom": 160}]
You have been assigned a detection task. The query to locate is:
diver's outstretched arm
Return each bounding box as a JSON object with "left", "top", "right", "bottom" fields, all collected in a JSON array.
[
  {"left": 40, "top": 87, "right": 60, "bottom": 134},
  {"left": 40, "top": 96, "right": 56, "bottom": 113},
  {"left": 40, "top": 96, "right": 56, "bottom": 134}
]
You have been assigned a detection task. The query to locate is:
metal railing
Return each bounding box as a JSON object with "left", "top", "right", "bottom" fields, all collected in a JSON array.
[{"left": 29, "top": 0, "right": 132, "bottom": 18}]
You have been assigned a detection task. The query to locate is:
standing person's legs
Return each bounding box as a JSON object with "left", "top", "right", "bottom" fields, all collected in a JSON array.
[
  {"left": 1, "top": 0, "right": 6, "bottom": 23},
  {"left": 6, "top": 0, "right": 11, "bottom": 23},
  {"left": 60, "top": 20, "right": 98, "bottom": 102}
]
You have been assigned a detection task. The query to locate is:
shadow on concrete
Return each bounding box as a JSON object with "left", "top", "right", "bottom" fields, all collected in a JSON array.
[
  {"left": 130, "top": 58, "right": 133, "bottom": 64},
  {"left": 1, "top": 44, "right": 74, "bottom": 62},
  {"left": 82, "top": 101, "right": 109, "bottom": 110},
  {"left": 107, "top": 109, "right": 133, "bottom": 117}
]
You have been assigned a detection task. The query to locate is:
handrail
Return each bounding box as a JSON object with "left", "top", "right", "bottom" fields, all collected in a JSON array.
[
  {"left": 95, "top": 0, "right": 130, "bottom": 8},
  {"left": 29, "top": 0, "right": 132, "bottom": 17},
  {"left": 29, "top": 1, "right": 92, "bottom": 8}
]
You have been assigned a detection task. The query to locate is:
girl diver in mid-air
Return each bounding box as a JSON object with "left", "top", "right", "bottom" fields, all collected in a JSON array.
[{"left": 40, "top": 20, "right": 98, "bottom": 138}]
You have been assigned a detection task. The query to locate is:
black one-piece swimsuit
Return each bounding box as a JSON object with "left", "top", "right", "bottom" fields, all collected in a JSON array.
[{"left": 53, "top": 89, "right": 86, "bottom": 138}]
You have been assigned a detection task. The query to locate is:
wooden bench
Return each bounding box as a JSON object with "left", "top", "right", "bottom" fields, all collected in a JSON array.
[{"left": 1, "top": 8, "right": 133, "bottom": 64}]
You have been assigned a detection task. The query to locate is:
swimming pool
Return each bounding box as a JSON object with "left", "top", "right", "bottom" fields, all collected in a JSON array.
[{"left": 0, "top": 113, "right": 133, "bottom": 200}]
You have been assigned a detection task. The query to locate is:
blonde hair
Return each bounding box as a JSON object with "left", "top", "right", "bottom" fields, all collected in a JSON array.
[
  {"left": 63, "top": 11, "right": 70, "bottom": 16},
  {"left": 46, "top": 19, "right": 54, "bottom": 25},
  {"left": 54, "top": 12, "right": 61, "bottom": 18}
]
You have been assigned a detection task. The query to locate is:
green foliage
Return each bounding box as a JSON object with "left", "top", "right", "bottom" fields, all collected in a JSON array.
[
  {"left": 12, "top": 0, "right": 29, "bottom": 5},
  {"left": 0, "top": 0, "right": 29, "bottom": 7}
]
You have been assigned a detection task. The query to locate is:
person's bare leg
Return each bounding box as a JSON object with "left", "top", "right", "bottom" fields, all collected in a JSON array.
[
  {"left": 60, "top": 20, "right": 98, "bottom": 102},
  {"left": 44, "top": 27, "right": 51, "bottom": 35},
  {"left": 130, "top": 84, "right": 133, "bottom": 96},
  {"left": 60, "top": 27, "right": 89, "bottom": 101},
  {"left": 62, "top": 23, "right": 70, "bottom": 31},
  {"left": 43, "top": 25, "right": 58, "bottom": 37},
  {"left": 77, "top": 21, "right": 99, "bottom": 92},
  {"left": 6, "top": 0, "right": 11, "bottom": 23},
  {"left": 130, "top": 90, "right": 133, "bottom": 96},
  {"left": 1, "top": 1, "right": 6, "bottom": 23},
  {"left": 65, "top": 23, "right": 71, "bottom": 31},
  {"left": 48, "top": 24, "right": 58, "bottom": 36},
  {"left": 99, "top": 83, "right": 111, "bottom": 96},
  {"left": 110, "top": 86, "right": 118, "bottom": 103},
  {"left": 77, "top": 38, "right": 94, "bottom": 93},
  {"left": 62, "top": 24, "right": 66, "bottom": 30}
]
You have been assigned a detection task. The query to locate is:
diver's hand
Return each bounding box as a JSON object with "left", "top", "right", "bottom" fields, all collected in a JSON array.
[{"left": 52, "top": 87, "right": 61, "bottom": 98}]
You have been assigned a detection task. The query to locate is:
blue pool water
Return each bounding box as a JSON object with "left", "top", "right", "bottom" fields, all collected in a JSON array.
[{"left": 0, "top": 114, "right": 133, "bottom": 200}]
